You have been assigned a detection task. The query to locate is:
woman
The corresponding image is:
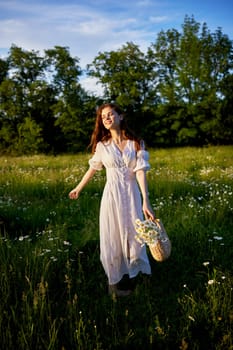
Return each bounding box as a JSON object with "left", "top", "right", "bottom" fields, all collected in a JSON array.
[{"left": 69, "top": 103, "right": 155, "bottom": 297}]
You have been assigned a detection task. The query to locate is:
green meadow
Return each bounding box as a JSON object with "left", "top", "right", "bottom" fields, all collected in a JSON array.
[{"left": 0, "top": 146, "right": 232, "bottom": 349}]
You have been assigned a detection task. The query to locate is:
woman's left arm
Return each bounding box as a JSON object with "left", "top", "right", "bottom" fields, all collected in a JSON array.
[{"left": 136, "top": 169, "right": 155, "bottom": 220}]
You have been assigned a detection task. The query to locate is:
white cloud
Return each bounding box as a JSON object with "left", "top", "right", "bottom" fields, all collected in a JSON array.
[
  {"left": 149, "top": 16, "right": 168, "bottom": 23},
  {"left": 0, "top": 1, "right": 172, "bottom": 92},
  {"left": 1, "top": 0, "right": 233, "bottom": 93},
  {"left": 0, "top": 2, "right": 161, "bottom": 71},
  {"left": 81, "top": 76, "right": 104, "bottom": 96}
]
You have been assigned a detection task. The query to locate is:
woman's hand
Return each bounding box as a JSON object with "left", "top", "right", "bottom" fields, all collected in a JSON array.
[
  {"left": 136, "top": 169, "right": 155, "bottom": 220},
  {"left": 69, "top": 188, "right": 79, "bottom": 200},
  {"left": 142, "top": 201, "right": 155, "bottom": 220},
  {"left": 69, "top": 167, "right": 96, "bottom": 199},
  {"left": 69, "top": 167, "right": 97, "bottom": 200}
]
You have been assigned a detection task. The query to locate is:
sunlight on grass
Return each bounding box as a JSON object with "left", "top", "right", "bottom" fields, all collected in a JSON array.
[{"left": 0, "top": 146, "right": 232, "bottom": 349}]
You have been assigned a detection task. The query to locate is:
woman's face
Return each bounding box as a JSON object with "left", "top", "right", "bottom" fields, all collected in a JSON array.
[{"left": 101, "top": 106, "right": 122, "bottom": 130}]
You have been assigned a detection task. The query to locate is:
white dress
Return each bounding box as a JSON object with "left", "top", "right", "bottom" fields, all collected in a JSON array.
[{"left": 89, "top": 139, "right": 151, "bottom": 285}]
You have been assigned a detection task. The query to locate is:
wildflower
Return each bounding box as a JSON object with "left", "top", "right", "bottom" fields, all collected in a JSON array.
[
  {"left": 188, "top": 315, "right": 195, "bottom": 322},
  {"left": 213, "top": 236, "right": 223, "bottom": 240},
  {"left": 47, "top": 249, "right": 52, "bottom": 253},
  {"left": 18, "top": 235, "right": 29, "bottom": 241},
  {"left": 50, "top": 256, "right": 58, "bottom": 262},
  {"left": 208, "top": 279, "right": 215, "bottom": 285},
  {"left": 203, "top": 261, "right": 210, "bottom": 266},
  {"left": 134, "top": 218, "right": 162, "bottom": 245},
  {"left": 63, "top": 240, "right": 71, "bottom": 246}
]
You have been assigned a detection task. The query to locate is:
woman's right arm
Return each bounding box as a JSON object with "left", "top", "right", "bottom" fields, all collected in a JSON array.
[{"left": 69, "top": 167, "right": 97, "bottom": 199}]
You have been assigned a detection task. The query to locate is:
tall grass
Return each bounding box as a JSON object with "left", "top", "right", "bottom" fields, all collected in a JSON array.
[{"left": 0, "top": 146, "right": 232, "bottom": 349}]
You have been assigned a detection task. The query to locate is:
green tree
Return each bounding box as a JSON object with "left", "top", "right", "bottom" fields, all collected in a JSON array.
[
  {"left": 148, "top": 28, "right": 181, "bottom": 145},
  {"left": 0, "top": 79, "right": 22, "bottom": 152},
  {"left": 1, "top": 16, "right": 232, "bottom": 153},
  {"left": 0, "top": 46, "right": 50, "bottom": 153},
  {"left": 0, "top": 57, "right": 9, "bottom": 83},
  {"left": 87, "top": 42, "right": 157, "bottom": 136},
  {"left": 45, "top": 46, "right": 94, "bottom": 152},
  {"left": 218, "top": 74, "right": 233, "bottom": 143},
  {"left": 9, "top": 45, "right": 46, "bottom": 86},
  {"left": 149, "top": 16, "right": 233, "bottom": 145},
  {"left": 0, "top": 45, "right": 93, "bottom": 154},
  {"left": 52, "top": 90, "right": 98, "bottom": 152},
  {"left": 202, "top": 27, "right": 233, "bottom": 143},
  {"left": 17, "top": 116, "right": 44, "bottom": 154}
]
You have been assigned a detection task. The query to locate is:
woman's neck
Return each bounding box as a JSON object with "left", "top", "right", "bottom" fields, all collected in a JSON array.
[{"left": 110, "top": 129, "right": 123, "bottom": 144}]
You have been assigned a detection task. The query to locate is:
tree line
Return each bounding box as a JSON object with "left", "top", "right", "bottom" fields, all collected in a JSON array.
[{"left": 0, "top": 15, "right": 232, "bottom": 154}]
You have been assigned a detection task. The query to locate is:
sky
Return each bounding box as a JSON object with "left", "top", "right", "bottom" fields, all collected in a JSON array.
[{"left": 0, "top": 0, "right": 233, "bottom": 95}]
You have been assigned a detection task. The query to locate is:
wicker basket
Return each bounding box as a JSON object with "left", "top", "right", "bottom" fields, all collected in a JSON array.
[{"left": 149, "top": 219, "right": 171, "bottom": 262}]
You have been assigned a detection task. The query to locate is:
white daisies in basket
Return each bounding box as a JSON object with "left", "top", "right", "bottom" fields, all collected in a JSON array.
[{"left": 135, "top": 218, "right": 163, "bottom": 245}]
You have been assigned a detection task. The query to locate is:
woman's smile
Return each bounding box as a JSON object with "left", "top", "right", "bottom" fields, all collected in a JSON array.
[{"left": 101, "top": 107, "right": 122, "bottom": 129}]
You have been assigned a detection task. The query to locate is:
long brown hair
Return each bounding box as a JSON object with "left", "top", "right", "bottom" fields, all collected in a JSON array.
[{"left": 89, "top": 103, "right": 141, "bottom": 153}]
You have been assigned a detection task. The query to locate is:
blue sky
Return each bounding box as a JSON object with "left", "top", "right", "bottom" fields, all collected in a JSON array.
[{"left": 0, "top": 0, "right": 233, "bottom": 94}]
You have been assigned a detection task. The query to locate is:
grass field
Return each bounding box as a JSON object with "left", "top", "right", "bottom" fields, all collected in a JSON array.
[{"left": 0, "top": 146, "right": 233, "bottom": 349}]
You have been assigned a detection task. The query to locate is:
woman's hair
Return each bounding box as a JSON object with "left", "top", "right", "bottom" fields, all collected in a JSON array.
[{"left": 89, "top": 103, "right": 141, "bottom": 153}]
